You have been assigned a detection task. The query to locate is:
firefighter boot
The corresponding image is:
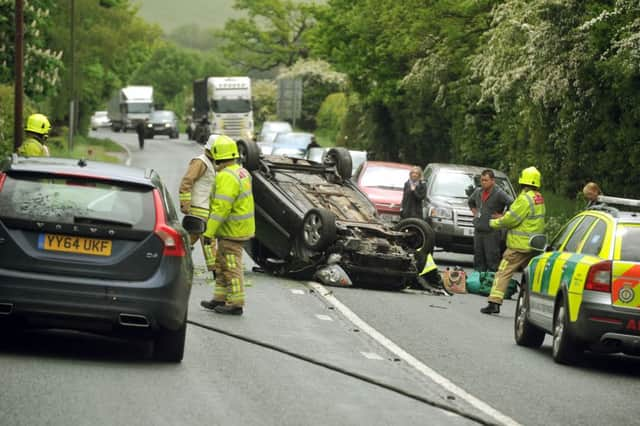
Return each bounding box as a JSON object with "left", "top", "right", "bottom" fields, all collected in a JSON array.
[
  {"left": 200, "top": 299, "right": 225, "bottom": 310},
  {"left": 213, "top": 304, "right": 243, "bottom": 316},
  {"left": 480, "top": 302, "right": 500, "bottom": 315}
]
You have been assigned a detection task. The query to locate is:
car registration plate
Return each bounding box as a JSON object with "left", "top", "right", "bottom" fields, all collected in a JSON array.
[
  {"left": 463, "top": 227, "right": 475, "bottom": 236},
  {"left": 39, "top": 234, "right": 112, "bottom": 256}
]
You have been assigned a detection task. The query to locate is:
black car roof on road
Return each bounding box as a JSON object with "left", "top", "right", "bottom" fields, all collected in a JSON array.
[{"left": 2, "top": 156, "right": 156, "bottom": 187}]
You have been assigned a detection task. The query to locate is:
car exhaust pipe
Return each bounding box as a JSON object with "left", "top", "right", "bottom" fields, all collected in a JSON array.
[
  {"left": 0, "top": 303, "right": 13, "bottom": 315},
  {"left": 118, "top": 313, "right": 150, "bottom": 328}
]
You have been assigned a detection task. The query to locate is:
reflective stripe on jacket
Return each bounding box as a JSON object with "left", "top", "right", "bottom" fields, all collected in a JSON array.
[
  {"left": 17, "top": 137, "right": 46, "bottom": 157},
  {"left": 204, "top": 163, "right": 255, "bottom": 240},
  {"left": 489, "top": 189, "right": 545, "bottom": 251}
]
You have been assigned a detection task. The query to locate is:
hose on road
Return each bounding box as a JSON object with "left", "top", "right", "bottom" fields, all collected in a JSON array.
[{"left": 187, "top": 319, "right": 497, "bottom": 426}]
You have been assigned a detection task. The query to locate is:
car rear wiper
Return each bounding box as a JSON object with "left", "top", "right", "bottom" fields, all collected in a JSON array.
[{"left": 73, "top": 216, "right": 133, "bottom": 228}]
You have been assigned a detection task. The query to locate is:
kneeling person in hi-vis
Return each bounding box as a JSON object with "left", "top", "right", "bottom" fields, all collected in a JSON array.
[
  {"left": 200, "top": 135, "right": 255, "bottom": 316},
  {"left": 480, "top": 167, "right": 545, "bottom": 315},
  {"left": 179, "top": 136, "right": 218, "bottom": 278}
]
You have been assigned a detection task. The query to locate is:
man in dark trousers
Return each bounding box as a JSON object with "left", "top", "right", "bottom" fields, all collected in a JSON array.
[{"left": 468, "top": 169, "right": 513, "bottom": 272}]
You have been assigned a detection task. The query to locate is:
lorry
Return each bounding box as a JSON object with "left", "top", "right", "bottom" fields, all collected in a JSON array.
[
  {"left": 107, "top": 86, "right": 154, "bottom": 132},
  {"left": 192, "top": 77, "right": 254, "bottom": 144}
]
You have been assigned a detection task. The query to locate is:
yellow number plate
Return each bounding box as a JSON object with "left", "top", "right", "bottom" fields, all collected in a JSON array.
[{"left": 40, "top": 234, "right": 112, "bottom": 256}]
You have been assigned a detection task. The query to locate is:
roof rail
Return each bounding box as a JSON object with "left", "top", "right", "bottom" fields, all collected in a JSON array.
[
  {"left": 598, "top": 195, "right": 640, "bottom": 208},
  {"left": 589, "top": 204, "right": 620, "bottom": 217},
  {"left": 144, "top": 168, "right": 154, "bottom": 179}
]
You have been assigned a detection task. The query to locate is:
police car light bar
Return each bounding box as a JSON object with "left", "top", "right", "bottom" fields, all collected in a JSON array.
[{"left": 598, "top": 195, "right": 640, "bottom": 208}]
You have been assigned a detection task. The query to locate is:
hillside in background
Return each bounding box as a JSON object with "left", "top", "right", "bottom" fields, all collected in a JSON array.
[{"left": 134, "top": 0, "right": 240, "bottom": 32}]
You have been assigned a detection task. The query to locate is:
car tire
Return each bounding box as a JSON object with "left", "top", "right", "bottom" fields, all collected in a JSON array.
[
  {"left": 395, "top": 218, "right": 435, "bottom": 255},
  {"left": 237, "top": 139, "right": 261, "bottom": 171},
  {"left": 154, "top": 317, "right": 186, "bottom": 363},
  {"left": 324, "top": 147, "right": 352, "bottom": 180},
  {"left": 170, "top": 131, "right": 179, "bottom": 139},
  {"left": 302, "top": 208, "right": 337, "bottom": 251},
  {"left": 514, "top": 282, "right": 545, "bottom": 348},
  {"left": 552, "top": 300, "right": 583, "bottom": 365}
]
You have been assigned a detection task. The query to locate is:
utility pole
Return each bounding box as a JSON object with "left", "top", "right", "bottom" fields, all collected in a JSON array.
[
  {"left": 68, "top": 0, "right": 76, "bottom": 151},
  {"left": 14, "top": 0, "right": 24, "bottom": 151}
]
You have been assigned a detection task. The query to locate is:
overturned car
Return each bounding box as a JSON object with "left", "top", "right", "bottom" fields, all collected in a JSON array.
[{"left": 238, "top": 142, "right": 435, "bottom": 290}]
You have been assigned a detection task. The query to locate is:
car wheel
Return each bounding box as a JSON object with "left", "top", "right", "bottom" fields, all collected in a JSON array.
[
  {"left": 324, "top": 147, "right": 352, "bottom": 180},
  {"left": 154, "top": 317, "right": 186, "bottom": 363},
  {"left": 170, "top": 131, "right": 179, "bottom": 139},
  {"left": 395, "top": 218, "right": 435, "bottom": 255},
  {"left": 552, "top": 301, "right": 583, "bottom": 364},
  {"left": 302, "top": 208, "right": 337, "bottom": 251},
  {"left": 237, "top": 139, "right": 261, "bottom": 171},
  {"left": 514, "top": 282, "right": 545, "bottom": 348}
]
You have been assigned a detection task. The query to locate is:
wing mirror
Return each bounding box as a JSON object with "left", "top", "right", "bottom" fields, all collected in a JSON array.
[
  {"left": 529, "top": 234, "right": 548, "bottom": 252},
  {"left": 181, "top": 215, "right": 206, "bottom": 234}
]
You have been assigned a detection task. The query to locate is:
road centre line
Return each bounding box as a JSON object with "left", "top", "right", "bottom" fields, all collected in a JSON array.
[
  {"left": 307, "top": 281, "right": 522, "bottom": 426},
  {"left": 360, "top": 351, "right": 384, "bottom": 360},
  {"left": 291, "top": 289, "right": 306, "bottom": 295},
  {"left": 315, "top": 314, "right": 333, "bottom": 321}
]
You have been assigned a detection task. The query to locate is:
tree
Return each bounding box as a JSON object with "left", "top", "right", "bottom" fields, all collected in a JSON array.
[
  {"left": 0, "top": 0, "right": 63, "bottom": 101},
  {"left": 218, "top": 0, "right": 319, "bottom": 72}
]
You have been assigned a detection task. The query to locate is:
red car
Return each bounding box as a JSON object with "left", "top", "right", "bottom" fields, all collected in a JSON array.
[{"left": 354, "top": 161, "right": 415, "bottom": 222}]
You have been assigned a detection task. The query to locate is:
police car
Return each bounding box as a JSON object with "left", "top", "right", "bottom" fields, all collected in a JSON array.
[{"left": 515, "top": 196, "right": 640, "bottom": 364}]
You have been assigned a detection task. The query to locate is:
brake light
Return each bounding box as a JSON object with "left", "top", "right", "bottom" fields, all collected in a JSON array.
[
  {"left": 152, "top": 189, "right": 186, "bottom": 257},
  {"left": 0, "top": 172, "right": 6, "bottom": 191},
  {"left": 585, "top": 260, "right": 612, "bottom": 292}
]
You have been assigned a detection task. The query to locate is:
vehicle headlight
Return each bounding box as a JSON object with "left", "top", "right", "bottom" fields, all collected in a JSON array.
[
  {"left": 147, "top": 123, "right": 152, "bottom": 128},
  {"left": 428, "top": 206, "right": 453, "bottom": 220},
  {"left": 165, "top": 123, "right": 171, "bottom": 127}
]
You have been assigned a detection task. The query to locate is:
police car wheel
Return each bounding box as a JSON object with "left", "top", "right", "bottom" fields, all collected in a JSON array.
[
  {"left": 552, "top": 302, "right": 583, "bottom": 364},
  {"left": 514, "top": 284, "right": 545, "bottom": 348}
]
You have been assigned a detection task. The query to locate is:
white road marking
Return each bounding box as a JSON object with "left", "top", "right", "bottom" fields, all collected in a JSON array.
[
  {"left": 122, "top": 142, "right": 132, "bottom": 166},
  {"left": 360, "top": 351, "right": 384, "bottom": 360},
  {"left": 291, "top": 289, "right": 305, "bottom": 295},
  {"left": 308, "top": 281, "right": 522, "bottom": 426},
  {"left": 315, "top": 314, "right": 333, "bottom": 321}
]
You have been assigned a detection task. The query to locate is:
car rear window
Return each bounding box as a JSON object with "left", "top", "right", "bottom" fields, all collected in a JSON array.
[
  {"left": 0, "top": 174, "right": 155, "bottom": 230},
  {"left": 619, "top": 225, "right": 640, "bottom": 262}
]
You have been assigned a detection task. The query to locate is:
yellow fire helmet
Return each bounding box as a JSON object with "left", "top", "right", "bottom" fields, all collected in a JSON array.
[
  {"left": 518, "top": 166, "right": 541, "bottom": 188},
  {"left": 211, "top": 134, "right": 239, "bottom": 161},
  {"left": 25, "top": 113, "right": 51, "bottom": 136}
]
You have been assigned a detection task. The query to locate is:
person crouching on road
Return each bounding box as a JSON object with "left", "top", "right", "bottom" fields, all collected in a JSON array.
[
  {"left": 480, "top": 167, "right": 545, "bottom": 315},
  {"left": 400, "top": 166, "right": 426, "bottom": 219},
  {"left": 179, "top": 136, "right": 218, "bottom": 278},
  {"left": 468, "top": 169, "right": 513, "bottom": 273},
  {"left": 200, "top": 135, "right": 255, "bottom": 316},
  {"left": 18, "top": 113, "right": 51, "bottom": 157}
]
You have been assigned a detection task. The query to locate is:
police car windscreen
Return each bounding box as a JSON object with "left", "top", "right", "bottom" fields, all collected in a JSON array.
[{"left": 0, "top": 174, "right": 155, "bottom": 230}]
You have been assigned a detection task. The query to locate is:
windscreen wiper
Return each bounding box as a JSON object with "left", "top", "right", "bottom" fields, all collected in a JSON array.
[{"left": 73, "top": 216, "right": 133, "bottom": 228}]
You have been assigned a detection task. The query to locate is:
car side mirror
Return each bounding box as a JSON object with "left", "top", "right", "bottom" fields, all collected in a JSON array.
[
  {"left": 181, "top": 215, "right": 206, "bottom": 234},
  {"left": 529, "top": 234, "right": 547, "bottom": 252}
]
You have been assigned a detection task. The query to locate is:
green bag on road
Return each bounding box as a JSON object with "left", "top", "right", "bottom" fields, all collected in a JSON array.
[{"left": 466, "top": 271, "right": 519, "bottom": 299}]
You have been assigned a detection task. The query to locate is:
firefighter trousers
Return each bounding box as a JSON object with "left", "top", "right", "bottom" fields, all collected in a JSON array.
[
  {"left": 190, "top": 234, "right": 217, "bottom": 272},
  {"left": 212, "top": 239, "right": 245, "bottom": 307},
  {"left": 488, "top": 248, "right": 534, "bottom": 304}
]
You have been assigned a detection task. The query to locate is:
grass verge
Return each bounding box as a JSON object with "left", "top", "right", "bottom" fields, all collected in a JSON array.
[{"left": 47, "top": 133, "right": 126, "bottom": 163}]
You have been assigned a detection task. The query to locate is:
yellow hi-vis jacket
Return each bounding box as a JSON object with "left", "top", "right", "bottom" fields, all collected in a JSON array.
[
  {"left": 17, "top": 137, "right": 47, "bottom": 157},
  {"left": 203, "top": 163, "right": 255, "bottom": 240},
  {"left": 489, "top": 188, "right": 545, "bottom": 252}
]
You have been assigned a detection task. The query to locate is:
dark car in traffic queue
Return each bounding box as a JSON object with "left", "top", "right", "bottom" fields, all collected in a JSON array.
[
  {"left": 145, "top": 110, "right": 179, "bottom": 139},
  {"left": 422, "top": 163, "right": 516, "bottom": 253},
  {"left": 0, "top": 156, "right": 192, "bottom": 362},
  {"left": 236, "top": 141, "right": 435, "bottom": 290},
  {"left": 515, "top": 196, "right": 640, "bottom": 365}
]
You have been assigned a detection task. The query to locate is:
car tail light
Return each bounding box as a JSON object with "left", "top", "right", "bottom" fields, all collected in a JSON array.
[
  {"left": 585, "top": 260, "right": 612, "bottom": 292},
  {"left": 152, "top": 189, "right": 186, "bottom": 257},
  {"left": 0, "top": 172, "right": 6, "bottom": 191}
]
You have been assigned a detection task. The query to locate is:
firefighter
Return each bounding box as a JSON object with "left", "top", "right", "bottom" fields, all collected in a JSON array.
[
  {"left": 200, "top": 135, "right": 255, "bottom": 315},
  {"left": 480, "top": 166, "right": 545, "bottom": 314},
  {"left": 18, "top": 113, "right": 50, "bottom": 157},
  {"left": 179, "top": 136, "right": 218, "bottom": 277}
]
